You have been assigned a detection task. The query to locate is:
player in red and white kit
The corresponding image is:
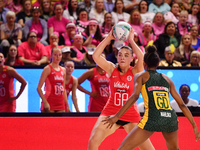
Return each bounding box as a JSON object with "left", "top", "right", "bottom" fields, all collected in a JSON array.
[
  {"left": 37, "top": 47, "right": 69, "bottom": 112},
  {"left": 87, "top": 28, "right": 155, "bottom": 149},
  {"left": 78, "top": 55, "right": 110, "bottom": 112},
  {"left": 0, "top": 52, "right": 27, "bottom": 112},
  {"left": 64, "top": 61, "right": 80, "bottom": 112}
]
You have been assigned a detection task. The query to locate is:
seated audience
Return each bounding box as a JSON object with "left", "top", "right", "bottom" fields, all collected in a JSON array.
[
  {"left": 104, "top": 0, "right": 114, "bottom": 13},
  {"left": 148, "top": 0, "right": 171, "bottom": 15},
  {"left": 18, "top": 30, "right": 48, "bottom": 65},
  {"left": 101, "top": 12, "right": 113, "bottom": 35},
  {"left": 170, "top": 84, "right": 199, "bottom": 112},
  {"left": 46, "top": 32, "right": 63, "bottom": 63},
  {"left": 111, "top": 0, "right": 130, "bottom": 24},
  {"left": 79, "top": 44, "right": 96, "bottom": 66},
  {"left": 138, "top": 20, "right": 157, "bottom": 47},
  {"left": 60, "top": 46, "right": 71, "bottom": 66},
  {"left": 139, "top": 0, "right": 155, "bottom": 23},
  {"left": 63, "top": 0, "right": 78, "bottom": 22},
  {"left": 174, "top": 33, "right": 195, "bottom": 66},
  {"left": 186, "top": 51, "right": 200, "bottom": 67},
  {"left": 47, "top": 3, "right": 69, "bottom": 45},
  {"left": 76, "top": 8, "right": 89, "bottom": 33},
  {"left": 164, "top": 2, "right": 180, "bottom": 24},
  {"left": 82, "top": 18, "right": 102, "bottom": 47},
  {"left": 4, "top": 0, "right": 22, "bottom": 14},
  {"left": 188, "top": 3, "right": 199, "bottom": 26},
  {"left": 154, "top": 21, "right": 181, "bottom": 59},
  {"left": 159, "top": 45, "right": 182, "bottom": 67},
  {"left": 123, "top": 0, "right": 139, "bottom": 13},
  {"left": 40, "top": 0, "right": 53, "bottom": 21},
  {"left": 129, "top": 9, "right": 143, "bottom": 35},
  {"left": 190, "top": 25, "right": 200, "bottom": 50},
  {"left": 175, "top": 10, "right": 192, "bottom": 36},
  {"left": 103, "top": 34, "right": 114, "bottom": 58},
  {"left": 89, "top": 0, "right": 107, "bottom": 26},
  {"left": 152, "top": 12, "right": 165, "bottom": 36},
  {"left": 1, "top": 11, "right": 22, "bottom": 57},
  {"left": 54, "top": 0, "right": 68, "bottom": 10},
  {"left": 70, "top": 34, "right": 87, "bottom": 65},
  {"left": 0, "top": 0, "right": 10, "bottom": 25},
  {"left": 24, "top": 6, "right": 48, "bottom": 46},
  {"left": 78, "top": 0, "right": 94, "bottom": 14},
  {"left": 4, "top": 45, "right": 24, "bottom": 66},
  {"left": 64, "top": 22, "right": 76, "bottom": 46},
  {"left": 16, "top": 0, "right": 32, "bottom": 28},
  {"left": 179, "top": 0, "right": 191, "bottom": 11}
]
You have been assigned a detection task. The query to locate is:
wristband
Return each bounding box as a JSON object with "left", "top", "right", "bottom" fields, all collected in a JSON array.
[{"left": 91, "top": 34, "right": 94, "bottom": 38}]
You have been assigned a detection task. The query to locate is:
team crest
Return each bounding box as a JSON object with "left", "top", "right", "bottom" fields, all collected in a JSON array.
[
  {"left": 2, "top": 74, "right": 6, "bottom": 78},
  {"left": 127, "top": 75, "right": 132, "bottom": 81}
]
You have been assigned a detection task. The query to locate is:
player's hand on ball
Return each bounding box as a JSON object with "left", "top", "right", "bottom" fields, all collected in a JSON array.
[{"left": 102, "top": 115, "right": 119, "bottom": 129}]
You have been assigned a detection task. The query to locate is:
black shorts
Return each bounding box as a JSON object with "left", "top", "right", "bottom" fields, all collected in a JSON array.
[{"left": 116, "top": 120, "right": 130, "bottom": 126}]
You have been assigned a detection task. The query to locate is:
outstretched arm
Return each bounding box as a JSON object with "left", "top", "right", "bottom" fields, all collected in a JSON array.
[{"left": 102, "top": 73, "right": 143, "bottom": 128}]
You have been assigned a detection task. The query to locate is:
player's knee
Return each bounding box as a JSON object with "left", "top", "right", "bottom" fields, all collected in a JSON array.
[{"left": 88, "top": 136, "right": 100, "bottom": 150}]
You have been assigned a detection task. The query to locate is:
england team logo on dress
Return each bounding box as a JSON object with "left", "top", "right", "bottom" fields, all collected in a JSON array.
[
  {"left": 127, "top": 75, "right": 132, "bottom": 81},
  {"left": 2, "top": 74, "right": 6, "bottom": 78}
]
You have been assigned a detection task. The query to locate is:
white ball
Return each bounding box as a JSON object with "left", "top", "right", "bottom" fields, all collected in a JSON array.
[{"left": 113, "top": 21, "right": 131, "bottom": 41}]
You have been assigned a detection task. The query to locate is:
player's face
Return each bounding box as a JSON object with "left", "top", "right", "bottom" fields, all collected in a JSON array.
[
  {"left": 52, "top": 49, "right": 62, "bottom": 63},
  {"left": 117, "top": 48, "right": 133, "bottom": 67},
  {"left": 0, "top": 53, "right": 4, "bottom": 66},
  {"left": 65, "top": 62, "right": 74, "bottom": 75}
]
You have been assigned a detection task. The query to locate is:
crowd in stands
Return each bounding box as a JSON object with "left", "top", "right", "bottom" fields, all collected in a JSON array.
[{"left": 0, "top": 0, "right": 200, "bottom": 67}]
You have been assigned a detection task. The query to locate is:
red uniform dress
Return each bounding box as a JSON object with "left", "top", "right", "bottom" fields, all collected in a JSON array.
[
  {"left": 0, "top": 66, "right": 16, "bottom": 112},
  {"left": 65, "top": 76, "right": 73, "bottom": 97},
  {"left": 41, "top": 64, "right": 65, "bottom": 111},
  {"left": 88, "top": 67, "right": 110, "bottom": 112},
  {"left": 101, "top": 67, "right": 141, "bottom": 123}
]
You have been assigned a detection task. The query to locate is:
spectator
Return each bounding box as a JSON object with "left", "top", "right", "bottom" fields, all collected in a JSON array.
[
  {"left": 64, "top": 60, "right": 80, "bottom": 112},
  {"left": 70, "top": 33, "right": 87, "bottom": 64},
  {"left": 18, "top": 30, "right": 48, "bottom": 65},
  {"left": 47, "top": 3, "right": 69, "bottom": 45},
  {"left": 174, "top": 33, "right": 195, "bottom": 66},
  {"left": 64, "top": 22, "right": 76, "bottom": 46},
  {"left": 129, "top": 9, "right": 143, "bottom": 35},
  {"left": 76, "top": 8, "right": 89, "bottom": 33},
  {"left": 179, "top": 0, "right": 191, "bottom": 11},
  {"left": 46, "top": 32, "right": 63, "bottom": 63},
  {"left": 37, "top": 47, "right": 70, "bottom": 112},
  {"left": 79, "top": 44, "right": 96, "bottom": 66},
  {"left": 54, "top": 0, "right": 68, "bottom": 10},
  {"left": 154, "top": 21, "right": 181, "bottom": 59},
  {"left": 186, "top": 51, "right": 200, "bottom": 67},
  {"left": 0, "top": 0, "right": 10, "bottom": 25},
  {"left": 106, "top": 40, "right": 125, "bottom": 64},
  {"left": 16, "top": 0, "right": 32, "bottom": 28},
  {"left": 188, "top": 3, "right": 199, "bottom": 26},
  {"left": 78, "top": 55, "right": 110, "bottom": 112},
  {"left": 89, "top": 0, "right": 107, "bottom": 26},
  {"left": 1, "top": 11, "right": 22, "bottom": 57},
  {"left": 148, "top": 0, "right": 171, "bottom": 15},
  {"left": 139, "top": 0, "right": 155, "bottom": 23},
  {"left": 104, "top": 0, "right": 114, "bottom": 13},
  {"left": 32, "top": 0, "right": 41, "bottom": 7},
  {"left": 78, "top": 0, "right": 94, "bottom": 14},
  {"left": 103, "top": 34, "right": 114, "bottom": 58},
  {"left": 24, "top": 6, "right": 48, "bottom": 46},
  {"left": 4, "top": 45, "right": 24, "bottom": 66},
  {"left": 60, "top": 46, "right": 71, "bottom": 66},
  {"left": 0, "top": 52, "right": 27, "bottom": 112},
  {"left": 138, "top": 20, "right": 157, "bottom": 47},
  {"left": 4, "top": 0, "right": 23, "bottom": 14},
  {"left": 40, "top": 0, "right": 53, "bottom": 21},
  {"left": 82, "top": 18, "right": 102, "bottom": 47},
  {"left": 63, "top": 0, "right": 78, "bottom": 22},
  {"left": 111, "top": 0, "right": 130, "bottom": 24},
  {"left": 170, "top": 84, "right": 199, "bottom": 112},
  {"left": 123, "top": 0, "right": 140, "bottom": 13},
  {"left": 190, "top": 25, "right": 200, "bottom": 50},
  {"left": 152, "top": 12, "right": 165, "bottom": 37},
  {"left": 101, "top": 12, "right": 113, "bottom": 35},
  {"left": 175, "top": 10, "right": 192, "bottom": 36},
  {"left": 159, "top": 45, "right": 182, "bottom": 67},
  {"left": 164, "top": 2, "right": 180, "bottom": 24}
]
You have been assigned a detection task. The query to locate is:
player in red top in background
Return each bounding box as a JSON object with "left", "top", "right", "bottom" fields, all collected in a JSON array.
[
  {"left": 78, "top": 54, "right": 110, "bottom": 112},
  {"left": 87, "top": 28, "right": 155, "bottom": 150},
  {"left": 0, "top": 52, "right": 27, "bottom": 112},
  {"left": 64, "top": 61, "right": 80, "bottom": 112},
  {"left": 37, "top": 47, "right": 70, "bottom": 112}
]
